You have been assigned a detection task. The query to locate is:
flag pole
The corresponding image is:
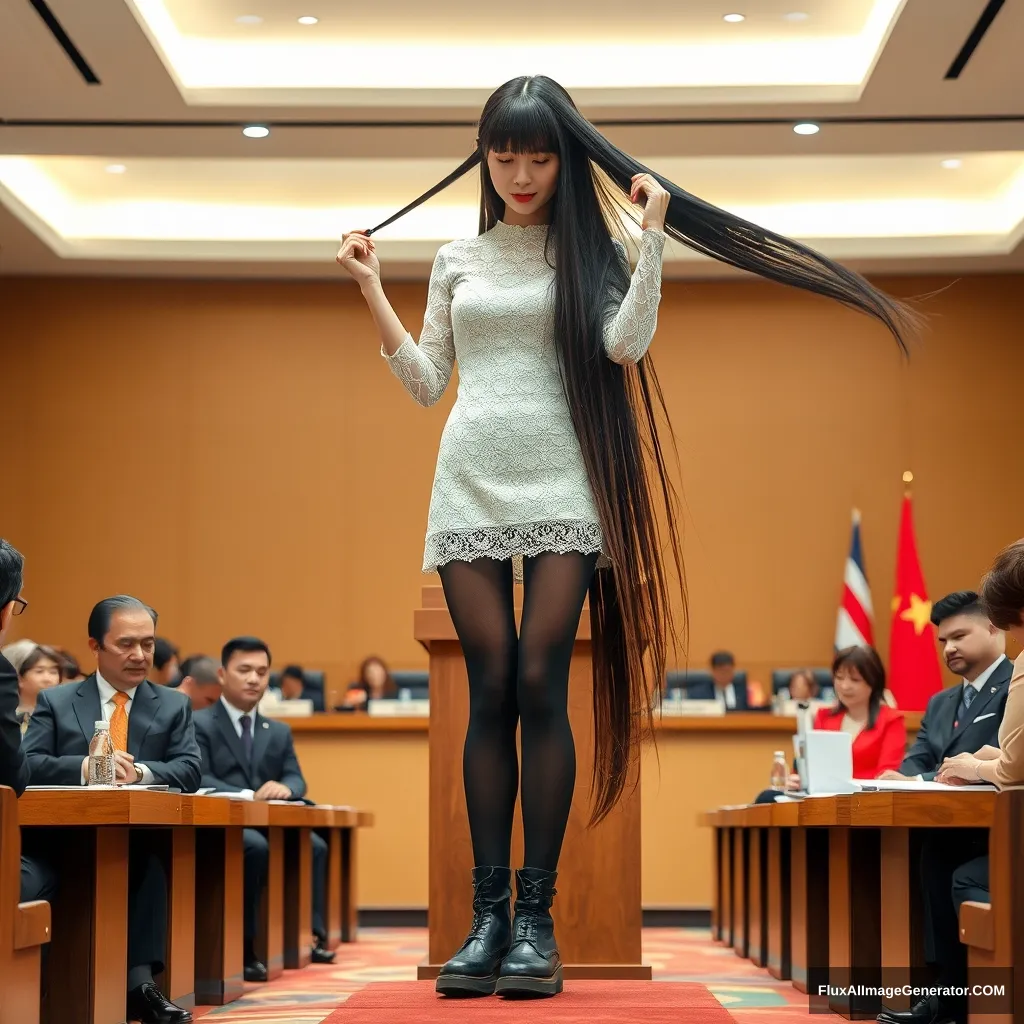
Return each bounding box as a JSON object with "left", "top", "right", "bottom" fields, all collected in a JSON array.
[{"left": 902, "top": 469, "right": 913, "bottom": 498}]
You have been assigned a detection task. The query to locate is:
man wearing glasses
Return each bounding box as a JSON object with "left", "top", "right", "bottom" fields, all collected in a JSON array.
[
  {"left": 0, "top": 537, "right": 30, "bottom": 795},
  {"left": 22, "top": 594, "right": 201, "bottom": 1024}
]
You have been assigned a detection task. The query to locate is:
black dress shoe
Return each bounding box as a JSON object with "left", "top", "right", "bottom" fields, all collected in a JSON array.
[
  {"left": 876, "top": 995, "right": 962, "bottom": 1024},
  {"left": 125, "top": 982, "right": 193, "bottom": 1024},
  {"left": 311, "top": 940, "right": 336, "bottom": 964},
  {"left": 244, "top": 960, "right": 269, "bottom": 983},
  {"left": 495, "top": 867, "right": 562, "bottom": 998},
  {"left": 436, "top": 866, "right": 512, "bottom": 996}
]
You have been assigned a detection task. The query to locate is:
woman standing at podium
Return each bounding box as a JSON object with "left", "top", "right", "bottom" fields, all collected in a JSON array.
[{"left": 336, "top": 76, "right": 916, "bottom": 998}]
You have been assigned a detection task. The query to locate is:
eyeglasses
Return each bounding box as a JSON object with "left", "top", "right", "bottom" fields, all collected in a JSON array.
[{"left": 12, "top": 597, "right": 27, "bottom": 617}]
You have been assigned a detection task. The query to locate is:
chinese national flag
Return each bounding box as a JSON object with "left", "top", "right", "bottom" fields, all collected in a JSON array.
[{"left": 888, "top": 495, "right": 943, "bottom": 710}]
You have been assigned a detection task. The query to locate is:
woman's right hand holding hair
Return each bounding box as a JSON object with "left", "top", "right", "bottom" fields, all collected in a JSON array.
[{"left": 336, "top": 230, "right": 380, "bottom": 286}]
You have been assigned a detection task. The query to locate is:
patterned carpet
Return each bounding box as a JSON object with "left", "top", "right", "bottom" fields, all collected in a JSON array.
[{"left": 191, "top": 927, "right": 826, "bottom": 1023}]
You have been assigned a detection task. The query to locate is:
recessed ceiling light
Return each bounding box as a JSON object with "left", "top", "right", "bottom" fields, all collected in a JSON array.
[
  {"left": 941, "top": 158, "right": 962, "bottom": 169},
  {"left": 242, "top": 125, "right": 270, "bottom": 138},
  {"left": 104, "top": 163, "right": 127, "bottom": 174},
  {"left": 783, "top": 11, "right": 809, "bottom": 21},
  {"left": 723, "top": 13, "right": 745, "bottom": 22},
  {"left": 793, "top": 122, "right": 820, "bottom": 135},
  {"left": 235, "top": 14, "right": 263, "bottom": 24},
  {"left": 297, "top": 15, "right": 318, "bottom": 24}
]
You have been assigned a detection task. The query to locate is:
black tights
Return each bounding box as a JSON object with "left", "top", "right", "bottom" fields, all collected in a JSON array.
[{"left": 438, "top": 551, "right": 598, "bottom": 873}]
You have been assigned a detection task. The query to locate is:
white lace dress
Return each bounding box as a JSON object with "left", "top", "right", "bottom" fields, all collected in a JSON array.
[{"left": 381, "top": 219, "right": 666, "bottom": 581}]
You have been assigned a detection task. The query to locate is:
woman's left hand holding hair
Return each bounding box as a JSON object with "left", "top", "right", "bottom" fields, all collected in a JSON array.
[{"left": 630, "top": 173, "right": 669, "bottom": 233}]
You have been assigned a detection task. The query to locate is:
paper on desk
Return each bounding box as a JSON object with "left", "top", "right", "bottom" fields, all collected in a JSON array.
[
  {"left": 853, "top": 779, "right": 998, "bottom": 792},
  {"left": 27, "top": 785, "right": 98, "bottom": 791},
  {"left": 26, "top": 784, "right": 170, "bottom": 791},
  {"left": 197, "top": 790, "right": 253, "bottom": 800}
]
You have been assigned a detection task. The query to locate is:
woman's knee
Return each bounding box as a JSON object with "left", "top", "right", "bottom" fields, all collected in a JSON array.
[
  {"left": 517, "top": 656, "right": 567, "bottom": 723},
  {"left": 466, "top": 648, "right": 517, "bottom": 722}
]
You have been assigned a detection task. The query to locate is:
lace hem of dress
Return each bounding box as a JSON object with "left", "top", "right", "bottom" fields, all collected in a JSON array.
[{"left": 424, "top": 521, "right": 611, "bottom": 582}]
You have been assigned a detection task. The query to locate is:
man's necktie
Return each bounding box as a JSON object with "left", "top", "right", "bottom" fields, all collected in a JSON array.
[
  {"left": 954, "top": 685, "right": 976, "bottom": 729},
  {"left": 110, "top": 691, "right": 130, "bottom": 752},
  {"left": 240, "top": 714, "right": 253, "bottom": 763}
]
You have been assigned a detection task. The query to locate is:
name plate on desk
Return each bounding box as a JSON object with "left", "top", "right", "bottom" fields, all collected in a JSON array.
[
  {"left": 260, "top": 698, "right": 314, "bottom": 717},
  {"left": 660, "top": 699, "right": 725, "bottom": 717},
  {"left": 368, "top": 698, "right": 430, "bottom": 717}
]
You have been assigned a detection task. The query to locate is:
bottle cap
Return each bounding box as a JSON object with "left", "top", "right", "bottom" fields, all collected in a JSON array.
[
  {"left": 94, "top": 720, "right": 109, "bottom": 729},
  {"left": 774, "top": 750, "right": 785, "bottom": 757}
]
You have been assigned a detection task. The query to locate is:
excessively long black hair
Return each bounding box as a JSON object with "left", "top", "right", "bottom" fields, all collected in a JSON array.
[{"left": 366, "top": 75, "right": 918, "bottom": 826}]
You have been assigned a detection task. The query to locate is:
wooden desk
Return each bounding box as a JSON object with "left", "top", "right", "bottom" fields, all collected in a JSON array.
[
  {"left": 704, "top": 792, "right": 1011, "bottom": 1023},
  {"left": 20, "top": 790, "right": 184, "bottom": 1024},
  {"left": 17, "top": 791, "right": 374, "bottom": 1024}
]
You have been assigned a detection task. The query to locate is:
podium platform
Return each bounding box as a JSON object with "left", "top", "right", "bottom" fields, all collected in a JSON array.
[{"left": 412, "top": 584, "right": 649, "bottom": 981}]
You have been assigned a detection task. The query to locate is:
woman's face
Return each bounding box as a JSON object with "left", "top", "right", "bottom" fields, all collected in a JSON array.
[
  {"left": 365, "top": 661, "right": 386, "bottom": 694},
  {"left": 281, "top": 674, "right": 304, "bottom": 700},
  {"left": 834, "top": 665, "right": 872, "bottom": 710},
  {"left": 20, "top": 656, "right": 61, "bottom": 702},
  {"left": 789, "top": 673, "right": 814, "bottom": 701},
  {"left": 487, "top": 150, "right": 560, "bottom": 220}
]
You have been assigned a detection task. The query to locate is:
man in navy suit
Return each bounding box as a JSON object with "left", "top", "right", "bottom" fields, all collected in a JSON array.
[
  {"left": 22, "top": 595, "right": 200, "bottom": 1024},
  {"left": 876, "top": 591, "right": 1011, "bottom": 1024},
  {"left": 685, "top": 651, "right": 750, "bottom": 711},
  {"left": 193, "top": 636, "right": 335, "bottom": 982}
]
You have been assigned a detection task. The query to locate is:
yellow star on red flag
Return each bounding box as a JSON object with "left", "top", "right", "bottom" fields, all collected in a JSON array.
[{"left": 899, "top": 593, "right": 932, "bottom": 635}]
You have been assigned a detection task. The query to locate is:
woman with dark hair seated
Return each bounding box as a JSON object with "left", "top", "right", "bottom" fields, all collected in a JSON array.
[
  {"left": 339, "top": 655, "right": 399, "bottom": 710},
  {"left": 15, "top": 644, "right": 62, "bottom": 733},
  {"left": 812, "top": 645, "right": 906, "bottom": 778},
  {"left": 754, "top": 646, "right": 906, "bottom": 801},
  {"left": 787, "top": 668, "right": 818, "bottom": 702}
]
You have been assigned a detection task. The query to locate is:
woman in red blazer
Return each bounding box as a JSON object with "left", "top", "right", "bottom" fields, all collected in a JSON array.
[{"left": 814, "top": 646, "right": 906, "bottom": 779}]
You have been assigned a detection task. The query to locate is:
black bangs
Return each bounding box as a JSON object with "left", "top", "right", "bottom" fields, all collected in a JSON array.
[{"left": 479, "top": 92, "right": 561, "bottom": 156}]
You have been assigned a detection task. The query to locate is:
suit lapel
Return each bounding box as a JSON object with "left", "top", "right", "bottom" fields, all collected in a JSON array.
[
  {"left": 945, "top": 659, "right": 1011, "bottom": 751},
  {"left": 214, "top": 701, "right": 255, "bottom": 787},
  {"left": 250, "top": 713, "right": 271, "bottom": 783},
  {"left": 932, "top": 687, "right": 961, "bottom": 757},
  {"left": 127, "top": 681, "right": 158, "bottom": 757},
  {"left": 72, "top": 676, "right": 104, "bottom": 746}
]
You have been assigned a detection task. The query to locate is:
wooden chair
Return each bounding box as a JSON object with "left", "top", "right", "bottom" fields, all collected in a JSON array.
[
  {"left": 0, "top": 785, "right": 51, "bottom": 1024},
  {"left": 958, "top": 789, "right": 1024, "bottom": 1024}
]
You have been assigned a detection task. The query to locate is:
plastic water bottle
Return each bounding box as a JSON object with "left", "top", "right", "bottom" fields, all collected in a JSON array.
[
  {"left": 88, "top": 720, "right": 115, "bottom": 786},
  {"left": 770, "top": 750, "right": 788, "bottom": 792},
  {"left": 399, "top": 688, "right": 412, "bottom": 704}
]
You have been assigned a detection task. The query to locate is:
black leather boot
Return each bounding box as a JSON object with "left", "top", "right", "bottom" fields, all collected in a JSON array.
[
  {"left": 494, "top": 867, "right": 563, "bottom": 997},
  {"left": 435, "top": 866, "right": 512, "bottom": 996}
]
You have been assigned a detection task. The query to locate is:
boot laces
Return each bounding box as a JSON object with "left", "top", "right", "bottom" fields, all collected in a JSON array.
[
  {"left": 513, "top": 875, "right": 556, "bottom": 941},
  {"left": 469, "top": 898, "right": 491, "bottom": 934}
]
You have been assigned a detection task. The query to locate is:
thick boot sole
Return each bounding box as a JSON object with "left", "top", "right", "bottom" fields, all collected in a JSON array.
[
  {"left": 435, "top": 971, "right": 499, "bottom": 997},
  {"left": 495, "top": 965, "right": 563, "bottom": 998}
]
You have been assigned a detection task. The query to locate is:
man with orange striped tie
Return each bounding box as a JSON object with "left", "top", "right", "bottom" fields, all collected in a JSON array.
[{"left": 21, "top": 595, "right": 201, "bottom": 1024}]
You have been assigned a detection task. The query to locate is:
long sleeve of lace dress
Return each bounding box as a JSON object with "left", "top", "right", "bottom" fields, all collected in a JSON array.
[
  {"left": 381, "top": 246, "right": 456, "bottom": 407},
  {"left": 603, "top": 227, "right": 666, "bottom": 364}
]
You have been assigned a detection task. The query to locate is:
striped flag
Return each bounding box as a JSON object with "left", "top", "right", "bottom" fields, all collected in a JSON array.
[{"left": 835, "top": 508, "right": 875, "bottom": 649}]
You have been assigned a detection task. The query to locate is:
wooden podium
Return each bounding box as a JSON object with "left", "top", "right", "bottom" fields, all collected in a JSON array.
[{"left": 413, "top": 584, "right": 650, "bottom": 981}]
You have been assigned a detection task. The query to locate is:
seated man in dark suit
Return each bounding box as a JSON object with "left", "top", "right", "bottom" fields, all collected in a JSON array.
[
  {"left": 0, "top": 538, "right": 30, "bottom": 796},
  {"left": 876, "top": 590, "right": 1011, "bottom": 1024},
  {"left": 22, "top": 595, "right": 201, "bottom": 1024},
  {"left": 880, "top": 591, "right": 1011, "bottom": 782},
  {"left": 686, "top": 651, "right": 750, "bottom": 711},
  {"left": 194, "top": 636, "right": 335, "bottom": 982}
]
